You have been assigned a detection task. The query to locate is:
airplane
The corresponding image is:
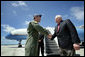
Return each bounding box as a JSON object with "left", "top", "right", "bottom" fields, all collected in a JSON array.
[
  {"left": 5, "top": 29, "right": 27, "bottom": 47},
  {"left": 5, "top": 27, "right": 84, "bottom": 47}
]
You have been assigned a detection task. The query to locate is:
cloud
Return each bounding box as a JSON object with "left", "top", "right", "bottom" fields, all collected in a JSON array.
[
  {"left": 70, "top": 7, "right": 84, "bottom": 20},
  {"left": 77, "top": 25, "right": 84, "bottom": 29},
  {"left": 11, "top": 1, "right": 27, "bottom": 7},
  {"left": 1, "top": 24, "right": 27, "bottom": 35},
  {"left": 24, "top": 21, "right": 31, "bottom": 25},
  {"left": 24, "top": 14, "right": 34, "bottom": 25},
  {"left": 27, "top": 15, "right": 33, "bottom": 19},
  {"left": 62, "top": 14, "right": 75, "bottom": 20},
  {"left": 1, "top": 24, "right": 15, "bottom": 33}
]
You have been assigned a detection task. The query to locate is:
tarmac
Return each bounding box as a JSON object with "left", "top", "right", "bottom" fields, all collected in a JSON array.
[{"left": 1, "top": 45, "right": 84, "bottom": 56}]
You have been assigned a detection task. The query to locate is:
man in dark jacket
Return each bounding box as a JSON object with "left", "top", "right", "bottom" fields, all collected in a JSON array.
[
  {"left": 50, "top": 15, "right": 80, "bottom": 56},
  {"left": 38, "top": 34, "right": 44, "bottom": 56}
]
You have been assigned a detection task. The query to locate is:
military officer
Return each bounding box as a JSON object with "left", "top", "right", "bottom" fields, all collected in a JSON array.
[{"left": 25, "top": 14, "right": 52, "bottom": 56}]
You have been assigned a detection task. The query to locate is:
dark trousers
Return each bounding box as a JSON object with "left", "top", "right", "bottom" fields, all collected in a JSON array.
[{"left": 38, "top": 43, "right": 44, "bottom": 56}]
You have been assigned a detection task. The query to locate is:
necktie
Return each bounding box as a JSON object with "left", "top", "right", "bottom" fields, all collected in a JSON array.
[{"left": 57, "top": 24, "right": 60, "bottom": 32}]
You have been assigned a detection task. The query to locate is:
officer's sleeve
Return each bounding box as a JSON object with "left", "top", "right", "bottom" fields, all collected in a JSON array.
[
  {"left": 31, "top": 22, "right": 49, "bottom": 36},
  {"left": 66, "top": 19, "right": 80, "bottom": 44}
]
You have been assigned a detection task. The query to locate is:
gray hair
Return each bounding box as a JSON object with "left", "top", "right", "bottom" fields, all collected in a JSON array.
[{"left": 55, "top": 15, "right": 62, "bottom": 20}]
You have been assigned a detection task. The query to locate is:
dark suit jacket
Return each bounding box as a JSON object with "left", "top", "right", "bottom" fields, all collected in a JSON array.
[
  {"left": 38, "top": 34, "right": 44, "bottom": 45},
  {"left": 51, "top": 19, "right": 80, "bottom": 50}
]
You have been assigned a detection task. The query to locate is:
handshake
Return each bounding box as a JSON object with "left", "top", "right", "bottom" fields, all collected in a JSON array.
[{"left": 47, "top": 34, "right": 52, "bottom": 39}]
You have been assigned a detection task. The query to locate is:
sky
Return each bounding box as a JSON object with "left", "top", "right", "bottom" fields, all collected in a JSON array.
[{"left": 1, "top": 1, "right": 84, "bottom": 44}]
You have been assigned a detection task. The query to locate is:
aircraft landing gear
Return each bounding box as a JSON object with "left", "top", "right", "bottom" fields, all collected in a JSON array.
[{"left": 18, "top": 40, "right": 22, "bottom": 47}]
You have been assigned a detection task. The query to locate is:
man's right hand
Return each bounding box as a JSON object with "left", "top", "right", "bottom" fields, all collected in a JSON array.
[{"left": 47, "top": 34, "right": 52, "bottom": 39}]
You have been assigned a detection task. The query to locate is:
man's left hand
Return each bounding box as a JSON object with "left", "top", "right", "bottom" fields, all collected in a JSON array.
[{"left": 73, "top": 43, "right": 80, "bottom": 50}]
